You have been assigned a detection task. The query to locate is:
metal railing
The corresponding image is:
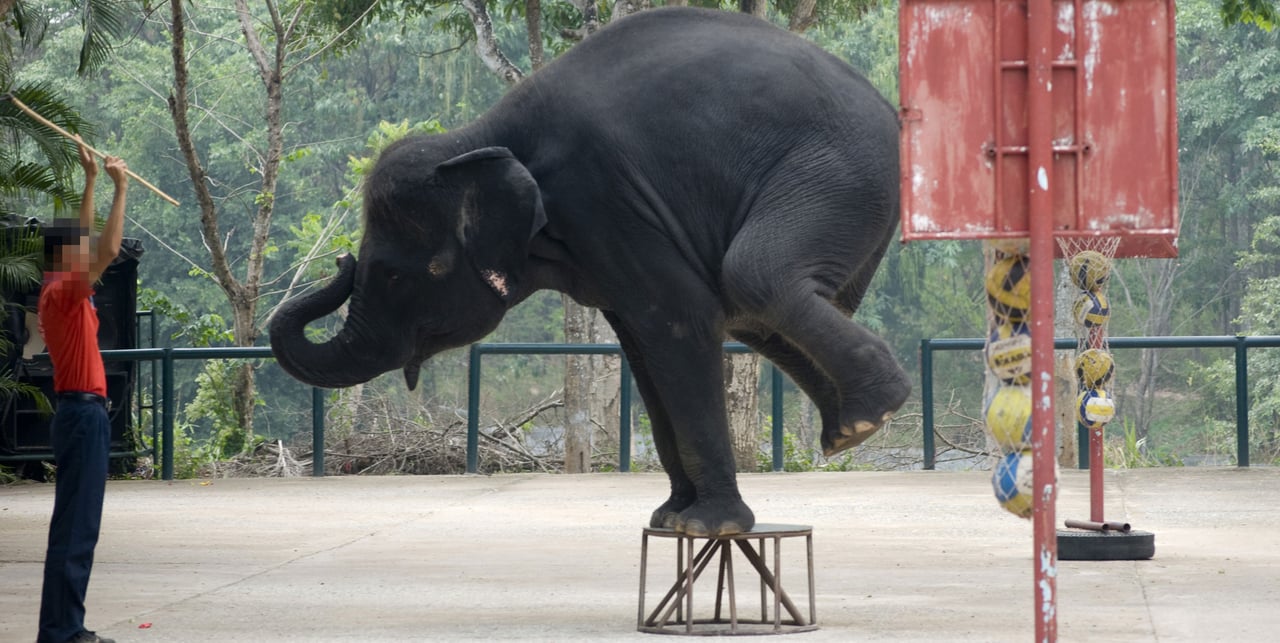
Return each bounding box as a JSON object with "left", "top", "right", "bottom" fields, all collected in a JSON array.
[
  {"left": 3, "top": 343, "right": 787, "bottom": 480},
  {"left": 10, "top": 334, "right": 1273, "bottom": 479},
  {"left": 920, "top": 335, "right": 1280, "bottom": 470},
  {"left": 467, "top": 343, "right": 786, "bottom": 473}
]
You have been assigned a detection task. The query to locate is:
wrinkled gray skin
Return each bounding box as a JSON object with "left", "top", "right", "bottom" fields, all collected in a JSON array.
[{"left": 270, "top": 7, "right": 911, "bottom": 537}]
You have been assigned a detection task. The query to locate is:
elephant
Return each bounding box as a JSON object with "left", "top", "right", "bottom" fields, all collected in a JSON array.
[{"left": 269, "top": 7, "right": 911, "bottom": 537}]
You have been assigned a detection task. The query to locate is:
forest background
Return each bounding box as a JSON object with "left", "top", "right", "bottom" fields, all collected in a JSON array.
[{"left": 1, "top": 0, "right": 1278, "bottom": 478}]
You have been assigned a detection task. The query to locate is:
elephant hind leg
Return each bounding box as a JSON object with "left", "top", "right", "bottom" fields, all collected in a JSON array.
[
  {"left": 722, "top": 196, "right": 910, "bottom": 456},
  {"left": 728, "top": 327, "right": 842, "bottom": 451}
]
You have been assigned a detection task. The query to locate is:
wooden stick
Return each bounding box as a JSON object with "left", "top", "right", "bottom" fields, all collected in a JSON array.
[{"left": 4, "top": 94, "right": 181, "bottom": 207}]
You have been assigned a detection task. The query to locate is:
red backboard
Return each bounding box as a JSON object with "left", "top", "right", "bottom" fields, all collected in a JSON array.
[{"left": 899, "top": 0, "right": 1179, "bottom": 258}]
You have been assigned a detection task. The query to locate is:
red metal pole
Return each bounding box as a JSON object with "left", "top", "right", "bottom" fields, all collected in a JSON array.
[
  {"left": 1026, "top": 0, "right": 1058, "bottom": 639},
  {"left": 1090, "top": 423, "right": 1105, "bottom": 522}
]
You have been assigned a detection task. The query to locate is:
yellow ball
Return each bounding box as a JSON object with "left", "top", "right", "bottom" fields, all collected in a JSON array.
[
  {"left": 1068, "top": 250, "right": 1112, "bottom": 291},
  {"left": 986, "top": 322, "right": 1032, "bottom": 384},
  {"left": 988, "top": 238, "right": 1030, "bottom": 257},
  {"left": 985, "top": 385, "right": 1032, "bottom": 451},
  {"left": 1077, "top": 389, "right": 1116, "bottom": 430},
  {"left": 1075, "top": 349, "right": 1115, "bottom": 390},
  {"left": 986, "top": 255, "right": 1031, "bottom": 323}
]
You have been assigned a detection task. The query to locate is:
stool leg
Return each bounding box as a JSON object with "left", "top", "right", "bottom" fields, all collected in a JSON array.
[
  {"left": 637, "top": 532, "right": 649, "bottom": 629},
  {"left": 758, "top": 537, "right": 767, "bottom": 622},
  {"left": 725, "top": 542, "right": 738, "bottom": 632},
  {"left": 685, "top": 536, "right": 694, "bottom": 634},
  {"left": 807, "top": 532, "right": 816, "bottom": 626},
  {"left": 676, "top": 536, "right": 684, "bottom": 626},
  {"left": 773, "top": 536, "right": 782, "bottom": 631},
  {"left": 650, "top": 537, "right": 717, "bottom": 628},
  {"left": 734, "top": 539, "right": 809, "bottom": 626},
  {"left": 714, "top": 541, "right": 729, "bottom": 623}
]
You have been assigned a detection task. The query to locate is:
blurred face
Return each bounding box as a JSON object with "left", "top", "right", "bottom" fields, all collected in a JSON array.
[{"left": 51, "top": 235, "right": 91, "bottom": 274}]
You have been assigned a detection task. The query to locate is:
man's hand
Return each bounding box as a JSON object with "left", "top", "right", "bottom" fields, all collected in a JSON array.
[
  {"left": 105, "top": 156, "right": 129, "bottom": 186},
  {"left": 75, "top": 136, "right": 98, "bottom": 178}
]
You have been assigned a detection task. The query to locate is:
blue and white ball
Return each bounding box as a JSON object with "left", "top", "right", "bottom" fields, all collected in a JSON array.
[
  {"left": 992, "top": 450, "right": 1034, "bottom": 519},
  {"left": 1076, "top": 389, "right": 1116, "bottom": 430}
]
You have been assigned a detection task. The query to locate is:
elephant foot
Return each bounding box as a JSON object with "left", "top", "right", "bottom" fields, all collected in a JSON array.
[
  {"left": 649, "top": 494, "right": 696, "bottom": 529},
  {"left": 674, "top": 498, "right": 756, "bottom": 537},
  {"left": 823, "top": 371, "right": 912, "bottom": 457},
  {"left": 822, "top": 411, "right": 895, "bottom": 457}
]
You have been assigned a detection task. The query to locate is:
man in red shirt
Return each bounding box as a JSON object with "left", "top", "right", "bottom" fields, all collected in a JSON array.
[{"left": 37, "top": 138, "right": 128, "bottom": 643}]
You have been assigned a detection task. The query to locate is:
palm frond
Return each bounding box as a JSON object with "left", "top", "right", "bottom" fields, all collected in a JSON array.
[
  {"left": 0, "top": 238, "right": 42, "bottom": 295},
  {"left": 0, "top": 160, "right": 60, "bottom": 196},
  {"left": 0, "top": 365, "right": 51, "bottom": 414},
  {"left": 12, "top": 1, "right": 51, "bottom": 54},
  {"left": 1, "top": 83, "right": 94, "bottom": 169},
  {"left": 78, "top": 0, "right": 132, "bottom": 75},
  {"left": 0, "top": 251, "right": 41, "bottom": 281}
]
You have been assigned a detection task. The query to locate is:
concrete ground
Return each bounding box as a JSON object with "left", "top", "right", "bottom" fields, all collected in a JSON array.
[{"left": 1, "top": 467, "right": 1277, "bottom": 642}]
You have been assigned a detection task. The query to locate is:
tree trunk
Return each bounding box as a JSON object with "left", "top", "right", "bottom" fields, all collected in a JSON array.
[
  {"left": 725, "top": 352, "right": 762, "bottom": 472},
  {"left": 525, "top": 0, "right": 544, "bottom": 71},
  {"left": 170, "top": 1, "right": 306, "bottom": 448},
  {"left": 739, "top": 0, "right": 767, "bottom": 18},
  {"left": 788, "top": 0, "right": 819, "bottom": 32},
  {"left": 588, "top": 311, "right": 621, "bottom": 465},
  {"left": 563, "top": 296, "right": 593, "bottom": 472},
  {"left": 460, "top": 0, "right": 525, "bottom": 84},
  {"left": 1129, "top": 258, "right": 1177, "bottom": 452},
  {"left": 562, "top": 298, "right": 622, "bottom": 472}
]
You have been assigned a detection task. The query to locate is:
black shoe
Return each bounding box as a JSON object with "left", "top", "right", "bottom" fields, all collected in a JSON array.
[{"left": 69, "top": 632, "right": 115, "bottom": 643}]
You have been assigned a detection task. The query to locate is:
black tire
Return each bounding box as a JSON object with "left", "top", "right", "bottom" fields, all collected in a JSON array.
[{"left": 1057, "top": 529, "right": 1155, "bottom": 561}]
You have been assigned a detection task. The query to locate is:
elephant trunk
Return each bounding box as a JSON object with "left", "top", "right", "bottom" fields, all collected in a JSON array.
[{"left": 269, "top": 254, "right": 409, "bottom": 388}]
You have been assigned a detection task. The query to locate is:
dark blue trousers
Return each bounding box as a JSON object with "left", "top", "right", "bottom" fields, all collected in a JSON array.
[{"left": 37, "top": 398, "right": 110, "bottom": 643}]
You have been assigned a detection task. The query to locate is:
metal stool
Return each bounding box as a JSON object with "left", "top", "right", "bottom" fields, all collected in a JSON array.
[{"left": 637, "top": 523, "right": 817, "bottom": 635}]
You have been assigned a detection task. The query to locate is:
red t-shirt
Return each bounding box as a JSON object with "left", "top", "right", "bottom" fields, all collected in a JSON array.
[{"left": 37, "top": 273, "right": 106, "bottom": 397}]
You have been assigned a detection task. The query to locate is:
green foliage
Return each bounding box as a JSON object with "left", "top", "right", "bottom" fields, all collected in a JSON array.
[
  {"left": 0, "top": 82, "right": 90, "bottom": 218},
  {"left": 138, "top": 289, "right": 235, "bottom": 348},
  {"left": 1104, "top": 418, "right": 1180, "bottom": 468},
  {"left": 137, "top": 418, "right": 219, "bottom": 479},
  {"left": 345, "top": 118, "right": 447, "bottom": 180},
  {"left": 1220, "top": 0, "right": 1278, "bottom": 30},
  {"left": 75, "top": 0, "right": 132, "bottom": 75},
  {"left": 186, "top": 359, "right": 263, "bottom": 458},
  {"left": 0, "top": 222, "right": 48, "bottom": 413}
]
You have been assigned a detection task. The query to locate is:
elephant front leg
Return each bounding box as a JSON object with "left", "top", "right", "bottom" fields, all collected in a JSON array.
[
  {"left": 603, "top": 312, "right": 705, "bottom": 530},
  {"left": 625, "top": 355, "right": 697, "bottom": 528},
  {"left": 623, "top": 318, "right": 755, "bottom": 537}
]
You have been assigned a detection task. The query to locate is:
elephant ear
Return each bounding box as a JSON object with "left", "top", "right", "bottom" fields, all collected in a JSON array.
[{"left": 436, "top": 146, "right": 547, "bottom": 303}]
